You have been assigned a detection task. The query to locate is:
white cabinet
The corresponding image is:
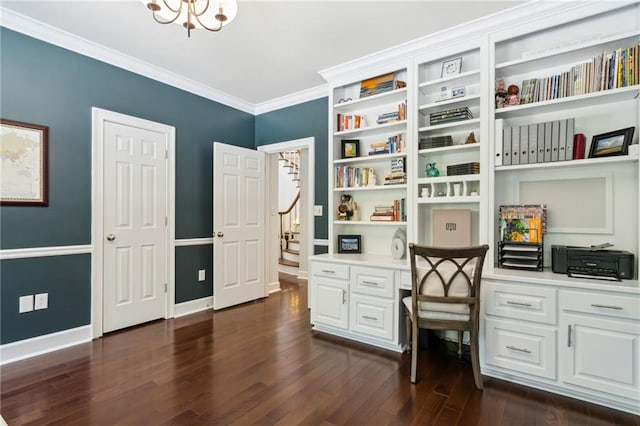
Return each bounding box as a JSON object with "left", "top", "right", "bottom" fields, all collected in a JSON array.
[
  {"left": 309, "top": 256, "right": 407, "bottom": 352},
  {"left": 560, "top": 290, "right": 640, "bottom": 404}
]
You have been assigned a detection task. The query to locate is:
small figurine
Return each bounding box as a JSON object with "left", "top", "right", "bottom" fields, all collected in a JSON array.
[
  {"left": 367, "top": 169, "right": 377, "bottom": 187},
  {"left": 465, "top": 132, "right": 477, "bottom": 144},
  {"left": 337, "top": 194, "right": 354, "bottom": 220},
  {"left": 495, "top": 78, "right": 507, "bottom": 109},
  {"left": 506, "top": 84, "right": 520, "bottom": 105}
]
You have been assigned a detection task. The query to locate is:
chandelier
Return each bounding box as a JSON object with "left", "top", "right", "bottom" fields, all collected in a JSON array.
[{"left": 144, "top": 0, "right": 238, "bottom": 37}]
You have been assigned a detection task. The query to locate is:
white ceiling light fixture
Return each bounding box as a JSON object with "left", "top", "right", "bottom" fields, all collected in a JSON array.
[{"left": 144, "top": 0, "right": 238, "bottom": 38}]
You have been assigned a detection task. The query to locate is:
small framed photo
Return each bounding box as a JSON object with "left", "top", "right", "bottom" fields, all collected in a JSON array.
[
  {"left": 588, "top": 127, "right": 635, "bottom": 158},
  {"left": 341, "top": 139, "right": 359, "bottom": 159},
  {"left": 337, "top": 234, "right": 361, "bottom": 254},
  {"left": 441, "top": 57, "right": 462, "bottom": 78},
  {"left": 0, "top": 118, "right": 49, "bottom": 206}
]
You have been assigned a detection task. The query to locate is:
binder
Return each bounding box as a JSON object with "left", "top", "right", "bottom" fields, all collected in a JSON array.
[
  {"left": 558, "top": 119, "right": 567, "bottom": 161},
  {"left": 511, "top": 125, "right": 520, "bottom": 165},
  {"left": 544, "top": 121, "right": 552, "bottom": 162},
  {"left": 528, "top": 124, "right": 538, "bottom": 164},
  {"left": 495, "top": 119, "right": 504, "bottom": 166},
  {"left": 520, "top": 125, "right": 529, "bottom": 164},
  {"left": 503, "top": 125, "right": 512, "bottom": 166},
  {"left": 565, "top": 118, "right": 575, "bottom": 160},
  {"left": 551, "top": 120, "right": 560, "bottom": 161},
  {"left": 537, "top": 123, "right": 545, "bottom": 163}
]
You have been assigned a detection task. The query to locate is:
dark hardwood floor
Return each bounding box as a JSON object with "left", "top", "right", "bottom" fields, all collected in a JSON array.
[{"left": 2, "top": 275, "right": 638, "bottom": 425}]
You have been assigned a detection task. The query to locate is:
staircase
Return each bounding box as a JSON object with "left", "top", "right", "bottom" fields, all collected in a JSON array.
[{"left": 279, "top": 151, "right": 301, "bottom": 269}]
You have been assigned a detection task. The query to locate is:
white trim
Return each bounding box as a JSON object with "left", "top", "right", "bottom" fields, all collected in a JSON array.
[
  {"left": 0, "top": 244, "right": 92, "bottom": 260},
  {"left": 91, "top": 108, "right": 176, "bottom": 339},
  {"left": 173, "top": 297, "right": 213, "bottom": 318},
  {"left": 175, "top": 237, "right": 214, "bottom": 247},
  {"left": 0, "top": 325, "right": 92, "bottom": 365},
  {"left": 267, "top": 281, "right": 281, "bottom": 294},
  {"left": 254, "top": 84, "right": 329, "bottom": 115},
  {"left": 0, "top": 7, "right": 254, "bottom": 115},
  {"left": 313, "top": 239, "right": 330, "bottom": 247}
]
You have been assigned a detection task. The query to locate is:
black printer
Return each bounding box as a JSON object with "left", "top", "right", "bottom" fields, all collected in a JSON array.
[{"left": 552, "top": 245, "right": 635, "bottom": 280}]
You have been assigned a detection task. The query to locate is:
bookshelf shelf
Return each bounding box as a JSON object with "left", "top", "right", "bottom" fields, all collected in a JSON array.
[
  {"left": 418, "top": 118, "right": 480, "bottom": 133},
  {"left": 333, "top": 220, "right": 408, "bottom": 226},
  {"left": 418, "top": 70, "right": 481, "bottom": 90},
  {"left": 333, "top": 87, "right": 408, "bottom": 112},
  {"left": 495, "top": 152, "right": 639, "bottom": 172},
  {"left": 417, "top": 175, "right": 480, "bottom": 184},
  {"left": 417, "top": 195, "right": 481, "bottom": 204},
  {"left": 334, "top": 120, "right": 407, "bottom": 138},
  {"left": 333, "top": 184, "right": 407, "bottom": 192},
  {"left": 495, "top": 85, "right": 640, "bottom": 119},
  {"left": 333, "top": 152, "right": 406, "bottom": 165},
  {"left": 418, "top": 143, "right": 480, "bottom": 155},
  {"left": 418, "top": 95, "right": 481, "bottom": 114}
]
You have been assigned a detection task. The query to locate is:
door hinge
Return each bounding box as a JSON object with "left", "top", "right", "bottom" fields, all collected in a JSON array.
[
  {"left": 165, "top": 283, "right": 168, "bottom": 293},
  {"left": 165, "top": 216, "right": 168, "bottom": 226},
  {"left": 165, "top": 150, "right": 168, "bottom": 159}
]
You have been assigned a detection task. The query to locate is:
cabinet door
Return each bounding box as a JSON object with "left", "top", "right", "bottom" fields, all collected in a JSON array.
[
  {"left": 560, "top": 313, "right": 640, "bottom": 402},
  {"left": 311, "top": 277, "right": 349, "bottom": 330}
]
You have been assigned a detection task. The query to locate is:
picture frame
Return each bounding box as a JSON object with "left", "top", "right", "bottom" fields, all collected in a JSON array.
[
  {"left": 441, "top": 57, "right": 462, "bottom": 78},
  {"left": 341, "top": 139, "right": 360, "bottom": 159},
  {"left": 337, "top": 234, "right": 362, "bottom": 253},
  {"left": 588, "top": 127, "right": 635, "bottom": 159},
  {"left": 0, "top": 118, "right": 49, "bottom": 206}
]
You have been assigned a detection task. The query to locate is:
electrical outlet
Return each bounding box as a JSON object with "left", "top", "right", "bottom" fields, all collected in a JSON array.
[
  {"left": 198, "top": 269, "right": 206, "bottom": 281},
  {"left": 19, "top": 295, "right": 34, "bottom": 313},
  {"left": 314, "top": 205, "right": 323, "bottom": 216},
  {"left": 35, "top": 293, "right": 48, "bottom": 310}
]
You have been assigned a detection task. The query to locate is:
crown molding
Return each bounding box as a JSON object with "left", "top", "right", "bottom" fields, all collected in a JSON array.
[
  {"left": 254, "top": 84, "right": 328, "bottom": 115},
  {"left": 0, "top": 7, "right": 256, "bottom": 115}
]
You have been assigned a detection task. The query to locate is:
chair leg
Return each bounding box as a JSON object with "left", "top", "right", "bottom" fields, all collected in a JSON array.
[
  {"left": 457, "top": 330, "right": 463, "bottom": 358},
  {"left": 410, "top": 322, "right": 418, "bottom": 383},
  {"left": 405, "top": 313, "right": 412, "bottom": 352},
  {"left": 470, "top": 329, "right": 483, "bottom": 390}
]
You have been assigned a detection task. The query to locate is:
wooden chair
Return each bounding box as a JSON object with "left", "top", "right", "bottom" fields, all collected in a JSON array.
[{"left": 404, "top": 243, "right": 489, "bottom": 389}]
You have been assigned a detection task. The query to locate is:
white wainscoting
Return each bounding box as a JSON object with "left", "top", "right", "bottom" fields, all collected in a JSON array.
[{"left": 0, "top": 325, "right": 92, "bottom": 365}]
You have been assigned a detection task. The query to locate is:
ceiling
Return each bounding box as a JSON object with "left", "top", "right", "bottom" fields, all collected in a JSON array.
[{"left": 1, "top": 1, "right": 526, "bottom": 109}]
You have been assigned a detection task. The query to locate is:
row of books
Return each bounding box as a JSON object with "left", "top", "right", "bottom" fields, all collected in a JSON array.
[
  {"left": 370, "top": 200, "right": 406, "bottom": 222},
  {"left": 376, "top": 101, "right": 407, "bottom": 124},
  {"left": 419, "top": 135, "right": 453, "bottom": 150},
  {"left": 429, "top": 107, "right": 473, "bottom": 126},
  {"left": 516, "top": 43, "right": 639, "bottom": 105},
  {"left": 447, "top": 162, "right": 479, "bottom": 176},
  {"left": 369, "top": 132, "right": 406, "bottom": 155},
  {"left": 496, "top": 118, "right": 575, "bottom": 166},
  {"left": 334, "top": 166, "right": 373, "bottom": 188},
  {"left": 336, "top": 114, "right": 366, "bottom": 132}
]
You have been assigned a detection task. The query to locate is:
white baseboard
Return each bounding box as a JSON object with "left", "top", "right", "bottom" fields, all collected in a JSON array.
[
  {"left": 267, "top": 281, "right": 281, "bottom": 294},
  {"left": 0, "top": 325, "right": 92, "bottom": 365},
  {"left": 297, "top": 270, "right": 308, "bottom": 280},
  {"left": 173, "top": 297, "right": 214, "bottom": 318}
]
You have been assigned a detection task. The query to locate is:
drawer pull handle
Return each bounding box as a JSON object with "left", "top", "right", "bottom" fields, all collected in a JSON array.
[
  {"left": 591, "top": 304, "right": 623, "bottom": 310},
  {"left": 568, "top": 325, "right": 572, "bottom": 347},
  {"left": 321, "top": 269, "right": 336, "bottom": 274},
  {"left": 506, "top": 345, "right": 531, "bottom": 354},
  {"left": 362, "top": 315, "right": 378, "bottom": 321},
  {"left": 342, "top": 290, "right": 346, "bottom": 304},
  {"left": 506, "top": 301, "right": 532, "bottom": 307},
  {"left": 362, "top": 280, "right": 380, "bottom": 287}
]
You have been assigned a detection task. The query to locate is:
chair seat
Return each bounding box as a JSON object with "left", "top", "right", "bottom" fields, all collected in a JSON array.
[{"left": 402, "top": 296, "right": 470, "bottom": 321}]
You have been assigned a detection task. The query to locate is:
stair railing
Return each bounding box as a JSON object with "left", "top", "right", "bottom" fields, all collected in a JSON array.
[{"left": 279, "top": 191, "right": 300, "bottom": 260}]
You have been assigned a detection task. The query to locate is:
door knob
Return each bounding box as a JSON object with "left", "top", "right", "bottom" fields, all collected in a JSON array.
[
  {"left": 216, "top": 231, "right": 224, "bottom": 238},
  {"left": 106, "top": 234, "right": 116, "bottom": 241}
]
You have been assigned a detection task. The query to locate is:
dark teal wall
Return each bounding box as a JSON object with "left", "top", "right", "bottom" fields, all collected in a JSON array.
[
  {"left": 175, "top": 245, "right": 213, "bottom": 303},
  {"left": 254, "top": 98, "right": 329, "bottom": 241},
  {"left": 1, "top": 255, "right": 91, "bottom": 344}
]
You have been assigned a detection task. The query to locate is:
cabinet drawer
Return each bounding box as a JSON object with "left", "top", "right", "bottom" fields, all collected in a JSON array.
[
  {"left": 485, "top": 318, "right": 557, "bottom": 380},
  {"left": 561, "top": 290, "right": 639, "bottom": 321},
  {"left": 351, "top": 266, "right": 395, "bottom": 298},
  {"left": 350, "top": 294, "right": 395, "bottom": 341},
  {"left": 485, "top": 281, "right": 557, "bottom": 325},
  {"left": 313, "top": 261, "right": 349, "bottom": 280}
]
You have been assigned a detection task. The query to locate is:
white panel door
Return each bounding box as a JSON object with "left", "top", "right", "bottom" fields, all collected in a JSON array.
[
  {"left": 213, "top": 142, "right": 265, "bottom": 310},
  {"left": 103, "top": 121, "right": 167, "bottom": 332}
]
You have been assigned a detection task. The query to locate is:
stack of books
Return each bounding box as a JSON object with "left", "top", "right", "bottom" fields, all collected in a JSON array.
[
  {"left": 368, "top": 132, "right": 405, "bottom": 155},
  {"left": 429, "top": 107, "right": 473, "bottom": 126},
  {"left": 447, "top": 162, "right": 480, "bottom": 176},
  {"left": 419, "top": 135, "right": 453, "bottom": 150},
  {"left": 376, "top": 101, "right": 407, "bottom": 124},
  {"left": 384, "top": 158, "right": 406, "bottom": 185},
  {"left": 360, "top": 72, "right": 395, "bottom": 98},
  {"left": 336, "top": 114, "right": 366, "bottom": 131},
  {"left": 370, "top": 199, "right": 406, "bottom": 222}
]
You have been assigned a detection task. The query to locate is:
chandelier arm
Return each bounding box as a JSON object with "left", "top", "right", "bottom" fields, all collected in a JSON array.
[
  {"left": 160, "top": 0, "right": 181, "bottom": 14},
  {"left": 191, "top": 0, "right": 211, "bottom": 17},
  {"left": 152, "top": 10, "right": 182, "bottom": 25},
  {"left": 191, "top": 2, "right": 224, "bottom": 32}
]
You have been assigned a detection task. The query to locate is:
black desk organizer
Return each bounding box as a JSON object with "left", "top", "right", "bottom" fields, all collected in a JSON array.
[{"left": 498, "top": 241, "right": 543, "bottom": 271}]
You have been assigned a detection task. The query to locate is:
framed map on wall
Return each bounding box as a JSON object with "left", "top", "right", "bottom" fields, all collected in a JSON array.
[{"left": 0, "top": 119, "right": 49, "bottom": 206}]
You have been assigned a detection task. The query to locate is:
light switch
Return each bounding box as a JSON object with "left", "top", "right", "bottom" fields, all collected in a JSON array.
[
  {"left": 198, "top": 269, "right": 206, "bottom": 281},
  {"left": 19, "top": 295, "right": 34, "bottom": 313},
  {"left": 35, "top": 293, "right": 48, "bottom": 310},
  {"left": 314, "top": 205, "right": 323, "bottom": 216}
]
